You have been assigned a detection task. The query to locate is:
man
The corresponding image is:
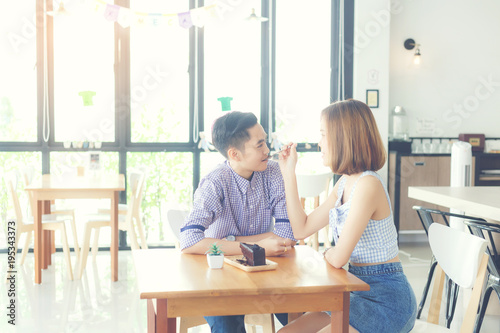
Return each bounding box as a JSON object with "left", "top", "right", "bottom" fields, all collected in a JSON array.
[{"left": 180, "top": 111, "right": 296, "bottom": 332}]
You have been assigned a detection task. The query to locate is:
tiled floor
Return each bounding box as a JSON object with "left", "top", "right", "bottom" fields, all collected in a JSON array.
[{"left": 1, "top": 243, "right": 499, "bottom": 333}]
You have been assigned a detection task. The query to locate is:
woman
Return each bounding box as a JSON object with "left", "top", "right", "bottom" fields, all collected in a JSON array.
[{"left": 277, "top": 99, "right": 416, "bottom": 333}]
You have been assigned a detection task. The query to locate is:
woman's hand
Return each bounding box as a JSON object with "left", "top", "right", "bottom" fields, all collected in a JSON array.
[
  {"left": 277, "top": 142, "right": 298, "bottom": 178},
  {"left": 257, "top": 237, "right": 295, "bottom": 256}
]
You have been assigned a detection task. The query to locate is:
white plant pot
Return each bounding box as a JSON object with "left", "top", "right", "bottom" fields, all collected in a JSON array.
[{"left": 207, "top": 254, "right": 224, "bottom": 269}]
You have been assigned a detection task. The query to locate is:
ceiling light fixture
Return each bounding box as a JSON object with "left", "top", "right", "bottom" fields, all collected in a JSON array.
[
  {"left": 46, "top": 1, "right": 70, "bottom": 17},
  {"left": 246, "top": 8, "right": 268, "bottom": 22}
]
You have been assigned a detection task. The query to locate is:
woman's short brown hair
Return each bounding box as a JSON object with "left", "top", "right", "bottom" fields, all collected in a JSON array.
[{"left": 321, "top": 99, "right": 386, "bottom": 175}]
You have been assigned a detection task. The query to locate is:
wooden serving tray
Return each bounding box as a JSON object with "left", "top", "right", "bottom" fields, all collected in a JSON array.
[{"left": 224, "top": 256, "right": 278, "bottom": 272}]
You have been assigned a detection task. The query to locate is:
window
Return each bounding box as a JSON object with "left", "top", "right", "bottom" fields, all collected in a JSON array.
[
  {"left": 127, "top": 152, "right": 193, "bottom": 245},
  {"left": 53, "top": 1, "right": 115, "bottom": 142},
  {"left": 275, "top": 0, "right": 332, "bottom": 143},
  {"left": 0, "top": 0, "right": 37, "bottom": 142},
  {"left": 0, "top": 1, "right": 350, "bottom": 251},
  {"left": 130, "top": 0, "right": 190, "bottom": 143},
  {"left": 0, "top": 152, "right": 41, "bottom": 249},
  {"left": 203, "top": 1, "right": 262, "bottom": 139}
]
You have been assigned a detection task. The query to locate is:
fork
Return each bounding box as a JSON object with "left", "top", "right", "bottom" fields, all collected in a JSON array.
[{"left": 270, "top": 144, "right": 293, "bottom": 160}]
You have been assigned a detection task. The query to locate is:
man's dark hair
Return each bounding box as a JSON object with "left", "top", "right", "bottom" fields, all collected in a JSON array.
[{"left": 211, "top": 111, "right": 258, "bottom": 159}]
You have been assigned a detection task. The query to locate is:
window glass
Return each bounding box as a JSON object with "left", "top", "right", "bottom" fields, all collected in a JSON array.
[
  {"left": 203, "top": 2, "right": 262, "bottom": 142},
  {"left": 127, "top": 152, "right": 193, "bottom": 245},
  {"left": 0, "top": 152, "right": 42, "bottom": 250},
  {"left": 275, "top": 0, "right": 331, "bottom": 143},
  {"left": 53, "top": 1, "right": 115, "bottom": 142},
  {"left": 200, "top": 151, "right": 226, "bottom": 179},
  {"left": 49, "top": 152, "right": 119, "bottom": 248},
  {"left": 0, "top": 1, "right": 37, "bottom": 142},
  {"left": 130, "top": 0, "right": 190, "bottom": 143}
]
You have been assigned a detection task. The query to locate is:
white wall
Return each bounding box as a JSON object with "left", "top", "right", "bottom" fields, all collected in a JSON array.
[
  {"left": 353, "top": 0, "right": 391, "bottom": 182},
  {"left": 390, "top": 0, "right": 500, "bottom": 138}
]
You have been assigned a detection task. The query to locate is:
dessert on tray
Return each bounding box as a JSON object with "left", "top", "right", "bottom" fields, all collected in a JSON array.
[{"left": 238, "top": 243, "right": 266, "bottom": 266}]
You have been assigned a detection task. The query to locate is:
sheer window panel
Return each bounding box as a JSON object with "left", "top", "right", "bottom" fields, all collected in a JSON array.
[
  {"left": 0, "top": 152, "right": 41, "bottom": 250},
  {"left": 130, "top": 0, "right": 190, "bottom": 143},
  {"left": 0, "top": 1, "right": 37, "bottom": 142},
  {"left": 53, "top": 2, "right": 115, "bottom": 142},
  {"left": 127, "top": 152, "right": 193, "bottom": 246},
  {"left": 203, "top": 1, "right": 262, "bottom": 144},
  {"left": 275, "top": 0, "right": 331, "bottom": 143}
]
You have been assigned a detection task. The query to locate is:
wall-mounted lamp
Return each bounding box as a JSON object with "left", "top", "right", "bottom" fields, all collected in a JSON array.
[{"left": 404, "top": 38, "right": 421, "bottom": 65}]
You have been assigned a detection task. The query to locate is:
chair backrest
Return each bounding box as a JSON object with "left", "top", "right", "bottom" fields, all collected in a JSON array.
[
  {"left": 5, "top": 173, "right": 25, "bottom": 226},
  {"left": 167, "top": 209, "right": 189, "bottom": 248},
  {"left": 464, "top": 219, "right": 500, "bottom": 278},
  {"left": 427, "top": 223, "right": 489, "bottom": 331},
  {"left": 19, "top": 165, "right": 36, "bottom": 217},
  {"left": 126, "top": 171, "right": 145, "bottom": 220},
  {"left": 413, "top": 205, "right": 486, "bottom": 236},
  {"left": 296, "top": 171, "right": 333, "bottom": 198}
]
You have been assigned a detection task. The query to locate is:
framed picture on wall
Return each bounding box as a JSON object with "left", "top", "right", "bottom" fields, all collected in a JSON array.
[{"left": 366, "top": 89, "right": 379, "bottom": 108}]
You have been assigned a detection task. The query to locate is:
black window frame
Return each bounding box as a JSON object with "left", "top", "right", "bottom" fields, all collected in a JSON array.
[{"left": 0, "top": 0, "right": 354, "bottom": 250}]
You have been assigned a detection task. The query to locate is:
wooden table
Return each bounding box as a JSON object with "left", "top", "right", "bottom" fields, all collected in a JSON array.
[
  {"left": 408, "top": 186, "right": 500, "bottom": 315},
  {"left": 133, "top": 245, "right": 370, "bottom": 333},
  {"left": 25, "top": 174, "right": 125, "bottom": 284},
  {"left": 408, "top": 186, "right": 500, "bottom": 222}
]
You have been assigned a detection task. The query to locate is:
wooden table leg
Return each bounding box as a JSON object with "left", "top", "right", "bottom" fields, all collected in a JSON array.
[
  {"left": 147, "top": 300, "right": 156, "bottom": 333},
  {"left": 147, "top": 299, "right": 176, "bottom": 333},
  {"left": 111, "top": 191, "right": 119, "bottom": 282},
  {"left": 331, "top": 292, "right": 350, "bottom": 333},
  {"left": 288, "top": 313, "right": 302, "bottom": 323},
  {"left": 156, "top": 299, "right": 175, "bottom": 332},
  {"left": 34, "top": 200, "right": 43, "bottom": 284},
  {"left": 42, "top": 201, "right": 52, "bottom": 267}
]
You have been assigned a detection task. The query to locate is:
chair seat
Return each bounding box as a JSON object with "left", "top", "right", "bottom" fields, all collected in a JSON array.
[
  {"left": 97, "top": 204, "right": 128, "bottom": 214},
  {"left": 86, "top": 214, "right": 126, "bottom": 223},
  {"left": 25, "top": 214, "right": 70, "bottom": 224},
  {"left": 411, "top": 320, "right": 452, "bottom": 332}
]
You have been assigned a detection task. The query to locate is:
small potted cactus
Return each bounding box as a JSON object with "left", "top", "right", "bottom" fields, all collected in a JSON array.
[{"left": 206, "top": 242, "right": 224, "bottom": 269}]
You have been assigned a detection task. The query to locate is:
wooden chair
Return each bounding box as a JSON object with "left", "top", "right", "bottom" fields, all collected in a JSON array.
[
  {"left": 77, "top": 171, "right": 145, "bottom": 279},
  {"left": 5, "top": 173, "right": 74, "bottom": 280},
  {"left": 463, "top": 219, "right": 500, "bottom": 333},
  {"left": 412, "top": 223, "right": 489, "bottom": 333},
  {"left": 296, "top": 171, "right": 333, "bottom": 250},
  {"left": 412, "top": 206, "right": 487, "bottom": 327},
  {"left": 96, "top": 168, "right": 148, "bottom": 250},
  {"left": 20, "top": 165, "right": 80, "bottom": 258},
  {"left": 167, "top": 209, "right": 276, "bottom": 333}
]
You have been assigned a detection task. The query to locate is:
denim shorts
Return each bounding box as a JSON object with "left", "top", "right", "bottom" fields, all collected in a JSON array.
[{"left": 328, "top": 262, "right": 417, "bottom": 333}]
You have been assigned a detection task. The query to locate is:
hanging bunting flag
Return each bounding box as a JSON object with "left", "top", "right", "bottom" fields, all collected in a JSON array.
[
  {"left": 133, "top": 13, "right": 147, "bottom": 26},
  {"left": 164, "top": 14, "right": 177, "bottom": 27},
  {"left": 117, "top": 7, "right": 133, "bottom": 28},
  {"left": 148, "top": 13, "right": 162, "bottom": 26},
  {"left": 92, "top": 0, "right": 106, "bottom": 15},
  {"left": 190, "top": 7, "right": 208, "bottom": 27},
  {"left": 178, "top": 11, "right": 193, "bottom": 29},
  {"left": 103, "top": 4, "right": 120, "bottom": 22},
  {"left": 204, "top": 4, "right": 218, "bottom": 18},
  {"left": 83, "top": 0, "right": 239, "bottom": 29}
]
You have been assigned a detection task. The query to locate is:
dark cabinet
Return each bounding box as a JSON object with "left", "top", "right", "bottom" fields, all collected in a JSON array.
[{"left": 388, "top": 152, "right": 475, "bottom": 232}]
